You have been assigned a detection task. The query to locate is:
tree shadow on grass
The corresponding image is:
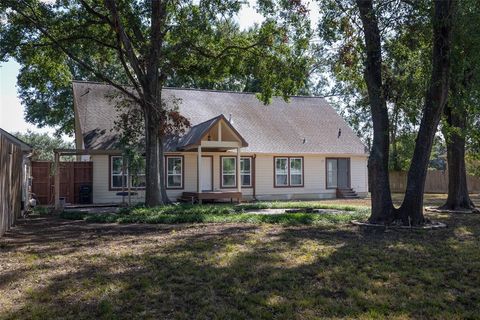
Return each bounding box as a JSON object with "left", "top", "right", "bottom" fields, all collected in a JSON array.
[{"left": 1, "top": 214, "right": 480, "bottom": 319}]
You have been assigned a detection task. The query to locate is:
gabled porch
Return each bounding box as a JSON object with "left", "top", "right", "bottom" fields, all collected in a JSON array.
[{"left": 175, "top": 114, "right": 248, "bottom": 203}]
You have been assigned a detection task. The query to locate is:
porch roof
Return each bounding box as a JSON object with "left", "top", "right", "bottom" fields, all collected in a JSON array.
[{"left": 175, "top": 114, "right": 248, "bottom": 151}]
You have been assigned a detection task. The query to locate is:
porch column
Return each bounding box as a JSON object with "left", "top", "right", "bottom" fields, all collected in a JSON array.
[
  {"left": 236, "top": 147, "right": 241, "bottom": 194},
  {"left": 54, "top": 152, "right": 61, "bottom": 212},
  {"left": 197, "top": 146, "right": 202, "bottom": 193}
]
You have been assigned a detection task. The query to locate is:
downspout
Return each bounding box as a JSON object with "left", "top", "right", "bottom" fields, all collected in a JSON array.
[{"left": 253, "top": 154, "right": 257, "bottom": 201}]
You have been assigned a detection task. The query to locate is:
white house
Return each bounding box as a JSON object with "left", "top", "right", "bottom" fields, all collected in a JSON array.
[{"left": 72, "top": 81, "right": 368, "bottom": 204}]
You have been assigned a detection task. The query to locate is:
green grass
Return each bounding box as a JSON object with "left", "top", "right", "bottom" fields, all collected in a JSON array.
[{"left": 60, "top": 202, "right": 369, "bottom": 225}]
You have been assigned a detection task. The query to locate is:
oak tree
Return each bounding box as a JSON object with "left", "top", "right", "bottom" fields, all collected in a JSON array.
[{"left": 1, "top": 0, "right": 312, "bottom": 205}]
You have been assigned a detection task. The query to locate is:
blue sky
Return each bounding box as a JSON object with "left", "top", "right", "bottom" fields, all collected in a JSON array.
[{"left": 0, "top": 1, "right": 317, "bottom": 138}]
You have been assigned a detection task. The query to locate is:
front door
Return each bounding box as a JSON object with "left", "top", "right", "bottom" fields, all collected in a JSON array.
[{"left": 201, "top": 156, "right": 212, "bottom": 191}]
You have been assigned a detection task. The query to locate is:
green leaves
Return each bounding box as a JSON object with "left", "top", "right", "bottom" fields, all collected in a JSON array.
[
  {"left": 1, "top": 0, "right": 312, "bottom": 136},
  {"left": 13, "top": 130, "right": 74, "bottom": 161}
]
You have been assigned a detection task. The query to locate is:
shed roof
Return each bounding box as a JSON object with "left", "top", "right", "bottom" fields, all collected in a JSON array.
[
  {"left": 0, "top": 128, "right": 32, "bottom": 152},
  {"left": 73, "top": 81, "right": 368, "bottom": 155}
]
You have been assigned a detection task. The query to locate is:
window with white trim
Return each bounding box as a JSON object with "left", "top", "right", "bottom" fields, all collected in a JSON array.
[
  {"left": 166, "top": 156, "right": 183, "bottom": 188},
  {"left": 222, "top": 157, "right": 236, "bottom": 187},
  {"left": 275, "top": 157, "right": 289, "bottom": 186},
  {"left": 275, "top": 157, "right": 303, "bottom": 187},
  {"left": 290, "top": 158, "right": 303, "bottom": 186},
  {"left": 111, "top": 156, "right": 127, "bottom": 188},
  {"left": 240, "top": 157, "right": 252, "bottom": 187}
]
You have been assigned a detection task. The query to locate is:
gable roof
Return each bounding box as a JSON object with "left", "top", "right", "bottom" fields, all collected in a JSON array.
[
  {"left": 176, "top": 114, "right": 248, "bottom": 150},
  {"left": 73, "top": 81, "right": 368, "bottom": 155},
  {"left": 0, "top": 128, "right": 32, "bottom": 152}
]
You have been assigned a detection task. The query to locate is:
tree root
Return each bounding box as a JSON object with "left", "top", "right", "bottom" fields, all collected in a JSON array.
[
  {"left": 426, "top": 206, "right": 480, "bottom": 214},
  {"left": 352, "top": 219, "right": 447, "bottom": 230}
]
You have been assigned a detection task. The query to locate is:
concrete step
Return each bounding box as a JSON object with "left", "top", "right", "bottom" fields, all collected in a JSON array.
[{"left": 336, "top": 187, "right": 359, "bottom": 199}]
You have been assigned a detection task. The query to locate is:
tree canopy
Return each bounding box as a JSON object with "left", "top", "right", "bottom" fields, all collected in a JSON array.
[
  {"left": 1, "top": 0, "right": 312, "bottom": 136},
  {"left": 13, "top": 130, "right": 74, "bottom": 161},
  {"left": 1, "top": 0, "right": 313, "bottom": 205}
]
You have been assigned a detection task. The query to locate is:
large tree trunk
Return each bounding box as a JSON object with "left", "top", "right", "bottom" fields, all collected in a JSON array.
[
  {"left": 144, "top": 114, "right": 170, "bottom": 205},
  {"left": 397, "top": 0, "right": 455, "bottom": 225},
  {"left": 144, "top": 0, "right": 169, "bottom": 206},
  {"left": 440, "top": 102, "right": 476, "bottom": 211},
  {"left": 144, "top": 107, "right": 169, "bottom": 206},
  {"left": 143, "top": 76, "right": 169, "bottom": 206},
  {"left": 356, "top": 0, "right": 394, "bottom": 224}
]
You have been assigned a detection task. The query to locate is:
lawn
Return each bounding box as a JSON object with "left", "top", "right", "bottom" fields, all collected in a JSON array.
[
  {"left": 1, "top": 198, "right": 480, "bottom": 319},
  {"left": 313, "top": 192, "right": 480, "bottom": 208}
]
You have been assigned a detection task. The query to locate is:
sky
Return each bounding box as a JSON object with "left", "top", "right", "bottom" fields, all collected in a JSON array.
[{"left": 0, "top": 1, "right": 317, "bottom": 138}]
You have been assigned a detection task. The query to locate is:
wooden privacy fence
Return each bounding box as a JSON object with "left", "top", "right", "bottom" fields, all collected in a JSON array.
[
  {"left": 390, "top": 171, "right": 480, "bottom": 193},
  {"left": 31, "top": 161, "right": 93, "bottom": 205},
  {"left": 0, "top": 134, "right": 23, "bottom": 237}
]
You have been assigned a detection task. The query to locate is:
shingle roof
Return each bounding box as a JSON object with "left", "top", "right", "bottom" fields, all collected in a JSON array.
[{"left": 73, "top": 81, "right": 368, "bottom": 155}]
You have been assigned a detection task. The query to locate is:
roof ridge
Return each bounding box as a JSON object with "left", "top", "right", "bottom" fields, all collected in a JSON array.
[
  {"left": 189, "top": 114, "right": 224, "bottom": 128},
  {"left": 71, "top": 80, "right": 328, "bottom": 99}
]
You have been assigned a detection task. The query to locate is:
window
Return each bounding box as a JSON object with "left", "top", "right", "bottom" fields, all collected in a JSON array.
[
  {"left": 110, "top": 156, "right": 146, "bottom": 189},
  {"left": 326, "top": 158, "right": 338, "bottom": 188},
  {"left": 240, "top": 157, "right": 252, "bottom": 187},
  {"left": 290, "top": 158, "right": 303, "bottom": 186},
  {"left": 220, "top": 157, "right": 251, "bottom": 188},
  {"left": 275, "top": 157, "right": 304, "bottom": 187},
  {"left": 166, "top": 156, "right": 183, "bottom": 189},
  {"left": 275, "top": 158, "right": 289, "bottom": 186},
  {"left": 111, "top": 156, "right": 127, "bottom": 188},
  {"left": 222, "top": 157, "right": 236, "bottom": 187}
]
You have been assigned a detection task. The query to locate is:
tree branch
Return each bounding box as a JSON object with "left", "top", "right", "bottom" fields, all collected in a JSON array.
[
  {"left": 104, "top": 0, "right": 146, "bottom": 88},
  {"left": 26, "top": 34, "right": 122, "bottom": 52},
  {"left": 78, "top": 0, "right": 113, "bottom": 26},
  {"left": 190, "top": 41, "right": 264, "bottom": 60}
]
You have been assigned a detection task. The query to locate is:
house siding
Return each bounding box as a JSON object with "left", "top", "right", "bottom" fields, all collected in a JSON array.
[
  {"left": 350, "top": 156, "right": 369, "bottom": 197},
  {"left": 91, "top": 153, "right": 368, "bottom": 203}
]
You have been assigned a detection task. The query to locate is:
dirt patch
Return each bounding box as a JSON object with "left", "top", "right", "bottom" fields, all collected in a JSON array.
[{"left": 63, "top": 206, "right": 121, "bottom": 214}]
